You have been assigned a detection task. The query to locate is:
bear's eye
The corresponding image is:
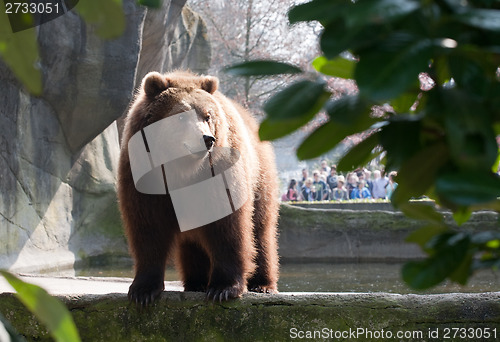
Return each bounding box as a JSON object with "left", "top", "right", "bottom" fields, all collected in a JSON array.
[{"left": 205, "top": 115, "right": 211, "bottom": 122}]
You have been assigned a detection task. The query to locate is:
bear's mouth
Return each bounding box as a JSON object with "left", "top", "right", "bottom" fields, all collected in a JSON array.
[{"left": 183, "top": 142, "right": 211, "bottom": 155}]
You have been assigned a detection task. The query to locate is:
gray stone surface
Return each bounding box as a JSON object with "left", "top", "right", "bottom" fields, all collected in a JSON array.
[
  {"left": 135, "top": 0, "right": 211, "bottom": 85},
  {"left": 0, "top": 0, "right": 211, "bottom": 274},
  {"left": 40, "top": 0, "right": 146, "bottom": 154},
  {"left": 1, "top": 285, "right": 499, "bottom": 341},
  {"left": 278, "top": 204, "right": 500, "bottom": 261}
]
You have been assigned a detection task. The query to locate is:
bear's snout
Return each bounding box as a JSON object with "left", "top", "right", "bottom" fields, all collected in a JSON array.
[{"left": 203, "top": 135, "right": 216, "bottom": 150}]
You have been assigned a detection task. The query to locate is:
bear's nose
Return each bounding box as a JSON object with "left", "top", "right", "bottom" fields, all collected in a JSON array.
[{"left": 203, "top": 135, "right": 216, "bottom": 150}]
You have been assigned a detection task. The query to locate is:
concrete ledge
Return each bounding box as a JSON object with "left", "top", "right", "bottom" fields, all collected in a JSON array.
[
  {"left": 1, "top": 289, "right": 499, "bottom": 341},
  {"left": 278, "top": 204, "right": 499, "bottom": 261}
]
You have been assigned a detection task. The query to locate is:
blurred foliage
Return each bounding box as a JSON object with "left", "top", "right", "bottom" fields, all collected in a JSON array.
[
  {"left": 0, "top": 0, "right": 128, "bottom": 95},
  {"left": 0, "top": 270, "right": 81, "bottom": 342},
  {"left": 0, "top": 312, "right": 26, "bottom": 342},
  {"left": 0, "top": 2, "right": 41, "bottom": 94},
  {"left": 137, "top": 0, "right": 163, "bottom": 8},
  {"left": 75, "top": 0, "right": 125, "bottom": 39},
  {"left": 0, "top": 1, "right": 162, "bottom": 340},
  {"left": 227, "top": 0, "right": 500, "bottom": 289}
]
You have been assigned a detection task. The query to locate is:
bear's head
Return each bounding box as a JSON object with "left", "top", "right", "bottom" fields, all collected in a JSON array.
[
  {"left": 125, "top": 71, "right": 235, "bottom": 178},
  {"left": 139, "top": 71, "right": 227, "bottom": 148}
]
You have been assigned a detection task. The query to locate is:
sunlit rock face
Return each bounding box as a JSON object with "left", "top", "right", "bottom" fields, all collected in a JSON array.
[{"left": 0, "top": 0, "right": 211, "bottom": 273}]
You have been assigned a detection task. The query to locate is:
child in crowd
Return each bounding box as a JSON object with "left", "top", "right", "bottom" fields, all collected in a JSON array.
[
  {"left": 331, "top": 176, "right": 348, "bottom": 201},
  {"left": 351, "top": 180, "right": 372, "bottom": 199},
  {"left": 282, "top": 179, "right": 298, "bottom": 201},
  {"left": 301, "top": 177, "right": 316, "bottom": 201}
]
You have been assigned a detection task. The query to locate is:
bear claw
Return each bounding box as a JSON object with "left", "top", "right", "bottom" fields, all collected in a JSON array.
[
  {"left": 248, "top": 285, "right": 277, "bottom": 294},
  {"left": 206, "top": 285, "right": 243, "bottom": 302},
  {"left": 128, "top": 277, "right": 164, "bottom": 309}
]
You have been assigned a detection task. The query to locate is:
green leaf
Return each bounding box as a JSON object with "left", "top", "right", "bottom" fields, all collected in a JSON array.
[
  {"left": 259, "top": 116, "right": 312, "bottom": 141},
  {"left": 441, "top": 89, "right": 498, "bottom": 170},
  {"left": 337, "top": 131, "right": 381, "bottom": 172},
  {"left": 449, "top": 252, "right": 472, "bottom": 285},
  {"left": 491, "top": 149, "right": 500, "bottom": 173},
  {"left": 0, "top": 313, "right": 26, "bottom": 342},
  {"left": 264, "top": 80, "right": 330, "bottom": 121},
  {"left": 390, "top": 91, "right": 419, "bottom": 113},
  {"left": 296, "top": 121, "right": 349, "bottom": 160},
  {"left": 486, "top": 240, "right": 500, "bottom": 249},
  {"left": 345, "top": 0, "right": 420, "bottom": 28},
  {"left": 402, "top": 234, "right": 471, "bottom": 289},
  {"left": 471, "top": 199, "right": 500, "bottom": 212},
  {"left": 391, "top": 142, "right": 449, "bottom": 205},
  {"left": 296, "top": 96, "right": 376, "bottom": 160},
  {"left": 0, "top": 9, "right": 41, "bottom": 95},
  {"left": 405, "top": 224, "right": 449, "bottom": 248},
  {"left": 399, "top": 202, "right": 444, "bottom": 224},
  {"left": 380, "top": 116, "right": 422, "bottom": 170},
  {"left": 355, "top": 34, "right": 435, "bottom": 101},
  {"left": 436, "top": 170, "right": 500, "bottom": 206},
  {"left": 258, "top": 79, "right": 331, "bottom": 141},
  {"left": 288, "top": 0, "right": 348, "bottom": 25},
  {"left": 320, "top": 21, "right": 386, "bottom": 59},
  {"left": 471, "top": 231, "right": 500, "bottom": 245},
  {"left": 224, "top": 60, "right": 302, "bottom": 77},
  {"left": 312, "top": 56, "right": 356, "bottom": 79},
  {"left": 0, "top": 271, "right": 81, "bottom": 342},
  {"left": 75, "top": 0, "right": 125, "bottom": 39},
  {"left": 454, "top": 9, "right": 500, "bottom": 32},
  {"left": 325, "top": 95, "right": 373, "bottom": 127},
  {"left": 137, "top": 0, "right": 162, "bottom": 8},
  {"left": 452, "top": 206, "right": 472, "bottom": 226}
]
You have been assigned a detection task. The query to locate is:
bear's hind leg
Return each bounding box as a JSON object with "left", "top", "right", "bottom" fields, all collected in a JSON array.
[
  {"left": 205, "top": 210, "right": 256, "bottom": 302},
  {"left": 176, "top": 241, "right": 210, "bottom": 292},
  {"left": 247, "top": 177, "right": 279, "bottom": 293}
]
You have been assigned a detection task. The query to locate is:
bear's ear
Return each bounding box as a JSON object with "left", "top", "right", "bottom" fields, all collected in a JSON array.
[
  {"left": 143, "top": 72, "right": 169, "bottom": 98},
  {"left": 201, "top": 76, "right": 219, "bottom": 94}
]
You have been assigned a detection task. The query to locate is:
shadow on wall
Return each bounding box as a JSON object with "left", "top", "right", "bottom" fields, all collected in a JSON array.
[{"left": 0, "top": 0, "right": 211, "bottom": 273}]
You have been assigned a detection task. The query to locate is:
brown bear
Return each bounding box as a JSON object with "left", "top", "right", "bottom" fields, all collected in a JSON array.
[{"left": 118, "top": 71, "right": 280, "bottom": 306}]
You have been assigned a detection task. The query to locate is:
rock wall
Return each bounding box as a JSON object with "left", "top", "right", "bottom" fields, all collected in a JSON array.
[
  {"left": 278, "top": 204, "right": 500, "bottom": 261},
  {"left": 1, "top": 291, "right": 499, "bottom": 341},
  {"left": 0, "top": 0, "right": 211, "bottom": 273},
  {"left": 135, "top": 1, "right": 211, "bottom": 84}
]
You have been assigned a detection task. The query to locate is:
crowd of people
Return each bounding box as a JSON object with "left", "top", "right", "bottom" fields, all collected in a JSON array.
[{"left": 282, "top": 160, "right": 398, "bottom": 202}]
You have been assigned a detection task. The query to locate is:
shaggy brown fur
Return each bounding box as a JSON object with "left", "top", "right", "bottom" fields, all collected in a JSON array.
[{"left": 118, "top": 71, "right": 279, "bottom": 306}]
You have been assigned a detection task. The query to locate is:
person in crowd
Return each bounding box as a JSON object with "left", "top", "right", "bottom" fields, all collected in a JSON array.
[
  {"left": 320, "top": 174, "right": 331, "bottom": 200},
  {"left": 357, "top": 170, "right": 365, "bottom": 182},
  {"left": 346, "top": 172, "right": 359, "bottom": 199},
  {"left": 312, "top": 170, "right": 329, "bottom": 201},
  {"left": 364, "top": 169, "right": 373, "bottom": 194},
  {"left": 282, "top": 179, "right": 298, "bottom": 201},
  {"left": 326, "top": 165, "right": 338, "bottom": 191},
  {"left": 351, "top": 180, "right": 372, "bottom": 199},
  {"left": 298, "top": 168, "right": 308, "bottom": 190},
  {"left": 371, "top": 170, "right": 388, "bottom": 199},
  {"left": 301, "top": 177, "right": 316, "bottom": 201},
  {"left": 385, "top": 171, "right": 398, "bottom": 200},
  {"left": 320, "top": 160, "right": 330, "bottom": 174},
  {"left": 331, "top": 176, "right": 348, "bottom": 201}
]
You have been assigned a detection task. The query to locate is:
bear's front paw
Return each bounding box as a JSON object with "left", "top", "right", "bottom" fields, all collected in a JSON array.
[
  {"left": 248, "top": 285, "right": 278, "bottom": 294},
  {"left": 128, "top": 274, "right": 165, "bottom": 308},
  {"left": 206, "top": 283, "right": 244, "bottom": 302}
]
